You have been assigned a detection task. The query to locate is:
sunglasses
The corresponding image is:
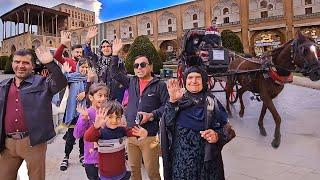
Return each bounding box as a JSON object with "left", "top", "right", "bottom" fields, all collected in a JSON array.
[{"left": 133, "top": 62, "right": 149, "bottom": 69}]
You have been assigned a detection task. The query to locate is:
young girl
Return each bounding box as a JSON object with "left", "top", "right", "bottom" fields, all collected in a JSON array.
[
  {"left": 60, "top": 58, "right": 95, "bottom": 171},
  {"left": 74, "top": 83, "right": 109, "bottom": 180},
  {"left": 84, "top": 101, "right": 148, "bottom": 180}
]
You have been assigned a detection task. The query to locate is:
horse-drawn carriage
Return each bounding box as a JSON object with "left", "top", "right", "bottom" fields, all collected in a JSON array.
[
  {"left": 177, "top": 28, "right": 320, "bottom": 148},
  {"left": 177, "top": 28, "right": 243, "bottom": 104}
]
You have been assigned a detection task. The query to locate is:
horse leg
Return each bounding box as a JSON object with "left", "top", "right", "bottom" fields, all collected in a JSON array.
[
  {"left": 238, "top": 88, "right": 246, "bottom": 118},
  {"left": 261, "top": 96, "right": 282, "bottom": 148},
  {"left": 258, "top": 103, "right": 268, "bottom": 136},
  {"left": 225, "top": 78, "right": 233, "bottom": 116}
]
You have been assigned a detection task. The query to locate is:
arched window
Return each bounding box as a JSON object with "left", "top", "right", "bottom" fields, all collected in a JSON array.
[
  {"left": 129, "top": 26, "right": 132, "bottom": 31},
  {"left": 260, "top": 0, "right": 268, "bottom": 8},
  {"left": 223, "top": 8, "right": 229, "bottom": 15},
  {"left": 168, "top": 19, "right": 172, "bottom": 25},
  {"left": 147, "top": 23, "right": 150, "bottom": 28},
  {"left": 114, "top": 29, "right": 116, "bottom": 34},
  {"left": 305, "top": 0, "right": 312, "bottom": 5},
  {"left": 192, "top": 14, "right": 198, "bottom": 20},
  {"left": 268, "top": 4, "right": 274, "bottom": 11}
]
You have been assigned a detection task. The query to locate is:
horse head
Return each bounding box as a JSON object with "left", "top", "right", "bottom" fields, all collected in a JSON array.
[{"left": 289, "top": 31, "right": 320, "bottom": 81}]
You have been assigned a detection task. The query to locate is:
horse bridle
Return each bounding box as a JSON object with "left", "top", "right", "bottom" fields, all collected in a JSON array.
[{"left": 268, "top": 39, "right": 320, "bottom": 75}]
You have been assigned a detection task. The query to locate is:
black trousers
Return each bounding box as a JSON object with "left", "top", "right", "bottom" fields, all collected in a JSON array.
[
  {"left": 84, "top": 164, "right": 99, "bottom": 180},
  {"left": 64, "top": 127, "right": 84, "bottom": 157}
]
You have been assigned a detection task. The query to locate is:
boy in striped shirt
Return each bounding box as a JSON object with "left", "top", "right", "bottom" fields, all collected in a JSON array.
[{"left": 84, "top": 101, "right": 147, "bottom": 180}]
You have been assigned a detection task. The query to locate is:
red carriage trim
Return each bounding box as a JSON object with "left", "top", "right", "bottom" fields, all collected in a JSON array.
[{"left": 268, "top": 68, "right": 293, "bottom": 85}]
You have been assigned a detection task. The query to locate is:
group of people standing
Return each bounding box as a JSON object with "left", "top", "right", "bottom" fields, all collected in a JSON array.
[{"left": 0, "top": 24, "right": 233, "bottom": 180}]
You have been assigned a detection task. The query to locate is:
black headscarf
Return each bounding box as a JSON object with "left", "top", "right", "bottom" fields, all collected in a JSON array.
[
  {"left": 183, "top": 66, "right": 208, "bottom": 92},
  {"left": 99, "top": 39, "right": 111, "bottom": 57},
  {"left": 177, "top": 66, "right": 208, "bottom": 109}
]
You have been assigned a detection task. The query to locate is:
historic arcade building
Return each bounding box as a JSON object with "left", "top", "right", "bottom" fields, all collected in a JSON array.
[
  {"left": 78, "top": 0, "right": 319, "bottom": 56},
  {"left": 1, "top": 0, "right": 320, "bottom": 56}
]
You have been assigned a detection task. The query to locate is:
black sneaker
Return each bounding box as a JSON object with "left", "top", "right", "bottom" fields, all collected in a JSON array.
[
  {"left": 60, "top": 157, "right": 69, "bottom": 171},
  {"left": 79, "top": 154, "right": 84, "bottom": 167},
  {"left": 62, "top": 131, "right": 67, "bottom": 141},
  {"left": 121, "top": 171, "right": 131, "bottom": 180}
]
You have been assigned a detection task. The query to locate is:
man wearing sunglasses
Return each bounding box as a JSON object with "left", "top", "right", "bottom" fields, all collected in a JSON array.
[
  {"left": 83, "top": 26, "right": 126, "bottom": 102},
  {"left": 110, "top": 39, "right": 168, "bottom": 180}
]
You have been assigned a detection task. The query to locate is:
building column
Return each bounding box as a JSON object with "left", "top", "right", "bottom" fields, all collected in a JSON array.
[
  {"left": 27, "top": 9, "right": 30, "bottom": 32},
  {"left": 16, "top": 13, "right": 19, "bottom": 35},
  {"left": 3, "top": 21, "right": 6, "bottom": 39},
  {"left": 153, "top": 12, "right": 159, "bottom": 48},
  {"left": 23, "top": 10, "right": 26, "bottom": 32},
  {"left": 41, "top": 11, "right": 44, "bottom": 35},
  {"left": 52, "top": 17, "right": 54, "bottom": 35},
  {"left": 37, "top": 13, "right": 40, "bottom": 35},
  {"left": 240, "top": 0, "right": 250, "bottom": 53},
  {"left": 55, "top": 15, "right": 58, "bottom": 37},
  {"left": 10, "top": 21, "right": 12, "bottom": 37},
  {"left": 176, "top": 6, "right": 183, "bottom": 44},
  {"left": 134, "top": 16, "right": 138, "bottom": 38},
  {"left": 284, "top": 0, "right": 294, "bottom": 40},
  {"left": 116, "top": 21, "right": 120, "bottom": 39},
  {"left": 204, "top": 0, "right": 212, "bottom": 28}
]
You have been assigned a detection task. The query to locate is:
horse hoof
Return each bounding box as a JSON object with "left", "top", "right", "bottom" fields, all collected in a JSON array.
[
  {"left": 271, "top": 139, "right": 280, "bottom": 149},
  {"left": 239, "top": 111, "right": 244, "bottom": 118},
  {"left": 259, "top": 127, "right": 267, "bottom": 136}
]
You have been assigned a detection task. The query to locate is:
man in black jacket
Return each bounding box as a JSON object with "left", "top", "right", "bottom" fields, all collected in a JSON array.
[
  {"left": 111, "top": 39, "right": 169, "bottom": 180},
  {"left": 0, "top": 48, "right": 67, "bottom": 180}
]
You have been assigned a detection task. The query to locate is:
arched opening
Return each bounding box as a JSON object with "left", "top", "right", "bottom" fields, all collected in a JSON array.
[
  {"left": 305, "top": 0, "right": 312, "bottom": 5},
  {"left": 192, "top": 14, "right": 198, "bottom": 20},
  {"left": 32, "top": 39, "right": 41, "bottom": 49},
  {"left": 300, "top": 26, "right": 320, "bottom": 45},
  {"left": 223, "top": 8, "right": 229, "bottom": 15},
  {"left": 71, "top": 32, "right": 79, "bottom": 45},
  {"left": 268, "top": 4, "right": 274, "bottom": 11},
  {"left": 79, "top": 21, "right": 85, "bottom": 27},
  {"left": 251, "top": 30, "right": 285, "bottom": 56},
  {"left": 11, "top": 45, "right": 16, "bottom": 54},
  {"left": 147, "top": 23, "right": 151, "bottom": 28},
  {"left": 260, "top": 0, "right": 268, "bottom": 8},
  {"left": 168, "top": 19, "right": 172, "bottom": 25},
  {"left": 159, "top": 40, "right": 178, "bottom": 61}
]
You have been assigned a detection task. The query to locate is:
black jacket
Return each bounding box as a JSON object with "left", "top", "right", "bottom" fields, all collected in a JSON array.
[
  {"left": 0, "top": 61, "right": 67, "bottom": 152},
  {"left": 110, "top": 56, "right": 169, "bottom": 136}
]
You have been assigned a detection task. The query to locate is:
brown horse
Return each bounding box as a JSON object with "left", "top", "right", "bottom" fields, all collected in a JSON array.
[{"left": 226, "top": 32, "right": 320, "bottom": 148}]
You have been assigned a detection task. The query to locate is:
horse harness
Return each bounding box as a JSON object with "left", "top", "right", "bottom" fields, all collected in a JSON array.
[{"left": 234, "top": 51, "right": 293, "bottom": 86}]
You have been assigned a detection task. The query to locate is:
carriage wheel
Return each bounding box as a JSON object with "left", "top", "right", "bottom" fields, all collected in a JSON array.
[
  {"left": 228, "top": 83, "right": 239, "bottom": 104},
  {"left": 177, "top": 64, "right": 184, "bottom": 87},
  {"left": 220, "top": 81, "right": 238, "bottom": 104}
]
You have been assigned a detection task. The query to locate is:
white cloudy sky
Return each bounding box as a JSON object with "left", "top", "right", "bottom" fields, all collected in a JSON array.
[{"left": 0, "top": 0, "right": 103, "bottom": 45}]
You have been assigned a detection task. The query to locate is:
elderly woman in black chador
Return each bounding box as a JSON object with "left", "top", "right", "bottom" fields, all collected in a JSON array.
[{"left": 161, "top": 66, "right": 235, "bottom": 180}]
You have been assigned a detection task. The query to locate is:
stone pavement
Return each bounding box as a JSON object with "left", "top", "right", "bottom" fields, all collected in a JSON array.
[{"left": 292, "top": 76, "right": 320, "bottom": 90}]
